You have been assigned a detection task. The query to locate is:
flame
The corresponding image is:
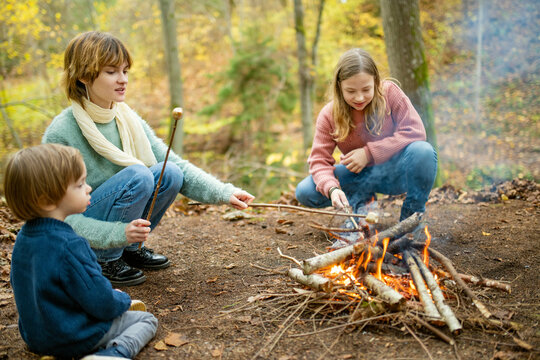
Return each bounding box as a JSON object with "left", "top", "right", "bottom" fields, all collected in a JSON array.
[
  {"left": 423, "top": 226, "right": 431, "bottom": 267},
  {"left": 375, "top": 237, "right": 389, "bottom": 281}
]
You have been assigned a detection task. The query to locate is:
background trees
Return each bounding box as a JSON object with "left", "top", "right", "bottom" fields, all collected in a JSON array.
[{"left": 0, "top": 0, "right": 537, "bottom": 199}]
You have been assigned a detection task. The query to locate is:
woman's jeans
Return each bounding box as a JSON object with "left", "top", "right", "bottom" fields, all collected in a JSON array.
[
  {"left": 296, "top": 141, "right": 438, "bottom": 221},
  {"left": 84, "top": 162, "right": 183, "bottom": 262}
]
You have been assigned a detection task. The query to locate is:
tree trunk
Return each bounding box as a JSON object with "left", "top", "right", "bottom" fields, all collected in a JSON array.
[
  {"left": 159, "top": 0, "right": 184, "bottom": 155},
  {"left": 380, "top": 0, "right": 441, "bottom": 186},
  {"left": 293, "top": 0, "right": 313, "bottom": 155}
]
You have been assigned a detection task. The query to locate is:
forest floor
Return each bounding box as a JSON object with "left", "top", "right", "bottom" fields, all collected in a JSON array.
[{"left": 0, "top": 180, "right": 539, "bottom": 360}]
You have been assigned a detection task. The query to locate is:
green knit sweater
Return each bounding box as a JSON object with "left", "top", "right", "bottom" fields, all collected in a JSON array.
[{"left": 42, "top": 107, "right": 238, "bottom": 249}]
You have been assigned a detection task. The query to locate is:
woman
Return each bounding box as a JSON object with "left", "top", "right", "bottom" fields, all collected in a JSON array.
[{"left": 43, "top": 31, "right": 254, "bottom": 286}]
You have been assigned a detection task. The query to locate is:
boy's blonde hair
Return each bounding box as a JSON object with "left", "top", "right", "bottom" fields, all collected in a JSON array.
[
  {"left": 331, "top": 48, "right": 388, "bottom": 142},
  {"left": 63, "top": 31, "right": 132, "bottom": 108},
  {"left": 4, "top": 144, "right": 85, "bottom": 220}
]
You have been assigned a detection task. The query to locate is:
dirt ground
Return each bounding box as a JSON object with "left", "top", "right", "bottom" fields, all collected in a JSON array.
[{"left": 0, "top": 181, "right": 539, "bottom": 360}]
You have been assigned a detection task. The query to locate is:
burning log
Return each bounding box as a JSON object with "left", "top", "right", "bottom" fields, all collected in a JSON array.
[
  {"left": 363, "top": 274, "right": 406, "bottom": 309},
  {"left": 302, "top": 212, "right": 423, "bottom": 275},
  {"left": 287, "top": 268, "right": 334, "bottom": 292},
  {"left": 411, "top": 244, "right": 494, "bottom": 320},
  {"left": 403, "top": 251, "right": 442, "bottom": 322},
  {"left": 411, "top": 252, "right": 463, "bottom": 335}
]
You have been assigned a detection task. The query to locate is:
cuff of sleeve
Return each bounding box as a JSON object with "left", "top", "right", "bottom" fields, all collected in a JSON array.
[{"left": 364, "top": 146, "right": 374, "bottom": 165}]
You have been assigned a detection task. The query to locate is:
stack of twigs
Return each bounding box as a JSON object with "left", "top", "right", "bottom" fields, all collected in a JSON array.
[{"left": 233, "top": 211, "right": 523, "bottom": 359}]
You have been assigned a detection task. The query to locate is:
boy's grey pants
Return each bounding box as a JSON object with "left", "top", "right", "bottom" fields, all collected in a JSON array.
[{"left": 93, "top": 311, "right": 158, "bottom": 358}]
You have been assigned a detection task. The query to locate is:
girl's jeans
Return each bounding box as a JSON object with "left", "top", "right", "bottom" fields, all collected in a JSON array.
[
  {"left": 84, "top": 162, "right": 183, "bottom": 262},
  {"left": 92, "top": 310, "right": 158, "bottom": 358},
  {"left": 295, "top": 141, "right": 438, "bottom": 221}
]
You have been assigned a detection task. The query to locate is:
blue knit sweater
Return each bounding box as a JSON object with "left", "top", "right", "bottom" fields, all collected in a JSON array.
[
  {"left": 42, "top": 106, "right": 239, "bottom": 249},
  {"left": 10, "top": 218, "right": 131, "bottom": 357}
]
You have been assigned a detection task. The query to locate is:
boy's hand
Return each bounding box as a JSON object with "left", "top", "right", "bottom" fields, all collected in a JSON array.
[
  {"left": 340, "top": 148, "right": 368, "bottom": 173},
  {"left": 125, "top": 219, "right": 151, "bottom": 243},
  {"left": 229, "top": 190, "right": 255, "bottom": 209}
]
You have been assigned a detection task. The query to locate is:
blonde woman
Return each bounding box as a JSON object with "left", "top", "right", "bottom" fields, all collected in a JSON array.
[
  {"left": 43, "top": 31, "right": 254, "bottom": 286},
  {"left": 296, "top": 48, "right": 437, "bottom": 221}
]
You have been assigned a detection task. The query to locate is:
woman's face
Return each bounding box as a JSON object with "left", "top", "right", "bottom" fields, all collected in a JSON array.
[
  {"left": 86, "top": 62, "right": 129, "bottom": 109},
  {"left": 340, "top": 72, "right": 375, "bottom": 111}
]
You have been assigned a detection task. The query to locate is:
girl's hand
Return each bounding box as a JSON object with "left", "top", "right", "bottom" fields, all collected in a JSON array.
[
  {"left": 229, "top": 190, "right": 255, "bottom": 209},
  {"left": 340, "top": 148, "right": 368, "bottom": 173},
  {"left": 330, "top": 189, "right": 350, "bottom": 210},
  {"left": 125, "top": 219, "right": 151, "bottom": 244}
]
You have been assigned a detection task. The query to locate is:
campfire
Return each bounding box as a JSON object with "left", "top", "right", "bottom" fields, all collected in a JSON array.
[{"left": 240, "top": 207, "right": 519, "bottom": 356}]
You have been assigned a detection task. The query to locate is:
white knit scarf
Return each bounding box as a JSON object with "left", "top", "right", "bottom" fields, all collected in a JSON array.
[{"left": 72, "top": 99, "right": 157, "bottom": 167}]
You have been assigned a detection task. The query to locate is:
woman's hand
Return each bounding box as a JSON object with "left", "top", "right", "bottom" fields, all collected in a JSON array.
[
  {"left": 125, "top": 219, "right": 151, "bottom": 244},
  {"left": 340, "top": 148, "right": 368, "bottom": 173},
  {"left": 330, "top": 188, "right": 350, "bottom": 210},
  {"left": 229, "top": 190, "right": 255, "bottom": 209}
]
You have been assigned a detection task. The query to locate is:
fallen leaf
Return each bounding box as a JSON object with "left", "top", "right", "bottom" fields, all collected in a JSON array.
[
  {"left": 224, "top": 263, "right": 236, "bottom": 269},
  {"left": 154, "top": 340, "right": 168, "bottom": 351},
  {"left": 211, "top": 347, "right": 223, "bottom": 357},
  {"left": 206, "top": 277, "right": 218, "bottom": 283},
  {"left": 482, "top": 231, "right": 491, "bottom": 236},
  {"left": 277, "top": 219, "right": 294, "bottom": 225},
  {"left": 164, "top": 332, "right": 189, "bottom": 347}
]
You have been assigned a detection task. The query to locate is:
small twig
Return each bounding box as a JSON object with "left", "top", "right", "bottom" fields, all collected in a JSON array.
[
  {"left": 250, "top": 263, "right": 286, "bottom": 276},
  {"left": 409, "top": 314, "right": 455, "bottom": 345},
  {"left": 189, "top": 201, "right": 367, "bottom": 218},
  {"left": 403, "top": 322, "right": 434, "bottom": 360},
  {"left": 277, "top": 247, "right": 303, "bottom": 268},
  {"left": 288, "top": 314, "right": 395, "bottom": 337},
  {"left": 308, "top": 221, "right": 363, "bottom": 233}
]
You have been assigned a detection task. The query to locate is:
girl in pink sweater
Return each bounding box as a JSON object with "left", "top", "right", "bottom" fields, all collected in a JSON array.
[{"left": 295, "top": 49, "right": 437, "bottom": 221}]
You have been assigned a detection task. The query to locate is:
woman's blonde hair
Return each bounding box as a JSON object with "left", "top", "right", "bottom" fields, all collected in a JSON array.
[
  {"left": 331, "top": 48, "right": 387, "bottom": 142},
  {"left": 4, "top": 144, "right": 85, "bottom": 220},
  {"left": 63, "top": 31, "right": 132, "bottom": 108}
]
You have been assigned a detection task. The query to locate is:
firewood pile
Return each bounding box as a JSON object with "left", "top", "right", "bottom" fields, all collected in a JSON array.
[{"left": 235, "top": 212, "right": 528, "bottom": 358}]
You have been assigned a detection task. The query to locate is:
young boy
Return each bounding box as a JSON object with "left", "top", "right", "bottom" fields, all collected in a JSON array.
[{"left": 4, "top": 144, "right": 158, "bottom": 359}]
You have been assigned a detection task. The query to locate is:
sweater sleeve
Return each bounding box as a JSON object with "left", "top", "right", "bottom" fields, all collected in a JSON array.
[
  {"left": 365, "top": 82, "right": 426, "bottom": 164},
  {"left": 64, "top": 214, "right": 128, "bottom": 249},
  {"left": 139, "top": 120, "right": 240, "bottom": 204},
  {"left": 308, "top": 103, "right": 341, "bottom": 197},
  {"left": 63, "top": 237, "right": 130, "bottom": 321}
]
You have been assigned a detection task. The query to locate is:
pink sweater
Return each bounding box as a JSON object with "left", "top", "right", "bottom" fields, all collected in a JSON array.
[{"left": 308, "top": 81, "right": 426, "bottom": 197}]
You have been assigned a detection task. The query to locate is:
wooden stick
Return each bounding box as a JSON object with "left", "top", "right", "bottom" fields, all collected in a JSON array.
[
  {"left": 307, "top": 221, "right": 363, "bottom": 233},
  {"left": 435, "top": 269, "right": 511, "bottom": 293},
  {"left": 189, "top": 201, "right": 367, "bottom": 218},
  {"left": 363, "top": 274, "right": 405, "bottom": 309},
  {"left": 277, "top": 247, "right": 302, "bottom": 268},
  {"left": 139, "top": 107, "right": 183, "bottom": 249},
  {"left": 411, "top": 252, "right": 462, "bottom": 335},
  {"left": 416, "top": 245, "right": 493, "bottom": 319},
  {"left": 287, "top": 268, "right": 334, "bottom": 292},
  {"left": 403, "top": 251, "right": 442, "bottom": 322},
  {"left": 302, "top": 213, "right": 422, "bottom": 275},
  {"left": 409, "top": 313, "right": 455, "bottom": 345}
]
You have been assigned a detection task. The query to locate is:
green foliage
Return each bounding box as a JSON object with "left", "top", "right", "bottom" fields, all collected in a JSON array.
[
  {"left": 466, "top": 164, "right": 535, "bottom": 190},
  {"left": 198, "top": 27, "right": 296, "bottom": 154}
]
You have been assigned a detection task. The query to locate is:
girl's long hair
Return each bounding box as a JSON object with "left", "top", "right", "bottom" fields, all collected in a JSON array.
[{"left": 331, "top": 49, "right": 388, "bottom": 142}]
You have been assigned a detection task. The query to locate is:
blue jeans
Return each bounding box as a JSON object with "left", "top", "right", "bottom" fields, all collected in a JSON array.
[
  {"left": 296, "top": 141, "right": 437, "bottom": 220},
  {"left": 84, "top": 162, "right": 183, "bottom": 262}
]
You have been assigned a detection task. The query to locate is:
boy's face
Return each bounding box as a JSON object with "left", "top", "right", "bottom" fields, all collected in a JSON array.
[
  {"left": 56, "top": 166, "right": 92, "bottom": 218},
  {"left": 340, "top": 72, "right": 375, "bottom": 111},
  {"left": 86, "top": 62, "right": 129, "bottom": 109}
]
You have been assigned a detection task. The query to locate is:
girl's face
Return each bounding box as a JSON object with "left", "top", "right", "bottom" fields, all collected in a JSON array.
[
  {"left": 86, "top": 62, "right": 129, "bottom": 109},
  {"left": 340, "top": 72, "right": 375, "bottom": 111}
]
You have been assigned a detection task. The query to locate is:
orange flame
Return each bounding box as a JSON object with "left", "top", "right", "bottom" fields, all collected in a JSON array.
[
  {"left": 376, "top": 237, "right": 389, "bottom": 281},
  {"left": 423, "top": 226, "right": 431, "bottom": 267}
]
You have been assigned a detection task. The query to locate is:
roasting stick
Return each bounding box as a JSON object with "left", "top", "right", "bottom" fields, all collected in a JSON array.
[
  {"left": 138, "top": 107, "right": 183, "bottom": 249},
  {"left": 188, "top": 201, "right": 368, "bottom": 218}
]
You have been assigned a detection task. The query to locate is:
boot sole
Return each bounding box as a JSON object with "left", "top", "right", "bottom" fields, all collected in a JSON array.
[
  {"left": 108, "top": 274, "right": 147, "bottom": 287},
  {"left": 126, "top": 259, "right": 171, "bottom": 270}
]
